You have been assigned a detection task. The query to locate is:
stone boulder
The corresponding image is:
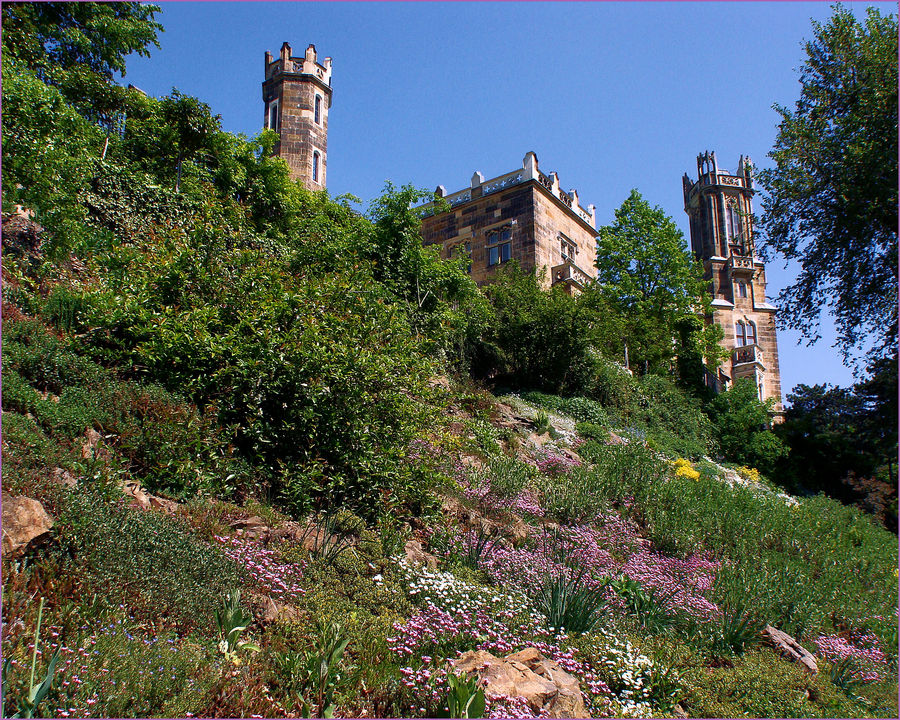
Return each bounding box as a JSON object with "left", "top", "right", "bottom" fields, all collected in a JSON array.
[
  {"left": 229, "top": 515, "right": 272, "bottom": 540},
  {"left": 451, "top": 648, "right": 589, "bottom": 718},
  {"left": 404, "top": 538, "right": 439, "bottom": 571},
  {"left": 2, "top": 494, "right": 54, "bottom": 558},
  {"left": 122, "top": 482, "right": 179, "bottom": 515},
  {"left": 1, "top": 212, "right": 43, "bottom": 258},
  {"left": 253, "top": 593, "right": 302, "bottom": 624},
  {"left": 763, "top": 625, "right": 818, "bottom": 674}
]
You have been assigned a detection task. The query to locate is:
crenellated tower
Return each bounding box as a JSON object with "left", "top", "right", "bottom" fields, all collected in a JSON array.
[
  {"left": 683, "top": 151, "right": 783, "bottom": 415},
  {"left": 262, "top": 42, "right": 332, "bottom": 190}
]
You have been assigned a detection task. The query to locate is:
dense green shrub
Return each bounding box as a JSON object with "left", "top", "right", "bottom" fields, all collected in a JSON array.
[
  {"left": 0, "top": 412, "right": 71, "bottom": 492},
  {"left": 3, "top": 316, "right": 103, "bottom": 393},
  {"left": 631, "top": 472, "right": 897, "bottom": 645},
  {"left": 679, "top": 648, "right": 881, "bottom": 718},
  {"left": 707, "top": 378, "right": 787, "bottom": 474},
  {"left": 55, "top": 487, "right": 245, "bottom": 633},
  {"left": 475, "top": 265, "right": 598, "bottom": 392}
]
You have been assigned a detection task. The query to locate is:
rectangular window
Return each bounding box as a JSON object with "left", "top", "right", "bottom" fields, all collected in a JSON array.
[
  {"left": 315, "top": 95, "right": 322, "bottom": 124},
  {"left": 488, "top": 244, "right": 511, "bottom": 266},
  {"left": 736, "top": 281, "right": 748, "bottom": 298},
  {"left": 486, "top": 225, "right": 512, "bottom": 266},
  {"left": 269, "top": 101, "right": 279, "bottom": 131}
]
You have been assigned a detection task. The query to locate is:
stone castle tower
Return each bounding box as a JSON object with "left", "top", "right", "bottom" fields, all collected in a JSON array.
[
  {"left": 262, "top": 42, "right": 332, "bottom": 190},
  {"left": 683, "top": 151, "right": 783, "bottom": 414}
]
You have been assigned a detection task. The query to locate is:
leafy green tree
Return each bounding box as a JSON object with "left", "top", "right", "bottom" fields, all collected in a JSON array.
[
  {"left": 777, "top": 356, "right": 897, "bottom": 499},
  {"left": 1, "top": 57, "right": 102, "bottom": 254},
  {"left": 595, "top": 189, "right": 724, "bottom": 378},
  {"left": 1, "top": 1, "right": 162, "bottom": 125},
  {"left": 707, "top": 379, "right": 787, "bottom": 475},
  {"left": 365, "top": 184, "right": 491, "bottom": 362},
  {"left": 477, "top": 264, "right": 599, "bottom": 393},
  {"left": 758, "top": 5, "right": 898, "bottom": 363}
]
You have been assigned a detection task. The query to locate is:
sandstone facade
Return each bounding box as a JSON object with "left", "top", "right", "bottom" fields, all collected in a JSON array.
[
  {"left": 420, "top": 152, "right": 598, "bottom": 295},
  {"left": 263, "top": 42, "right": 332, "bottom": 190},
  {"left": 683, "top": 152, "right": 783, "bottom": 414}
]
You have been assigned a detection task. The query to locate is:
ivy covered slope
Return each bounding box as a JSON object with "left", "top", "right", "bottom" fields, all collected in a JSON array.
[{"left": 2, "top": 4, "right": 898, "bottom": 719}]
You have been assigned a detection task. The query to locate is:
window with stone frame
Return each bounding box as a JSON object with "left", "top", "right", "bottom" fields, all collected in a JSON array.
[
  {"left": 559, "top": 233, "right": 577, "bottom": 263},
  {"left": 314, "top": 94, "right": 322, "bottom": 124},
  {"left": 312, "top": 151, "right": 320, "bottom": 183},
  {"left": 736, "top": 281, "right": 748, "bottom": 298},
  {"left": 736, "top": 320, "right": 747, "bottom": 347},
  {"left": 268, "top": 101, "right": 279, "bottom": 131},
  {"left": 746, "top": 320, "right": 757, "bottom": 346},
  {"left": 725, "top": 201, "right": 743, "bottom": 242},
  {"left": 486, "top": 225, "right": 512, "bottom": 266},
  {"left": 735, "top": 319, "right": 757, "bottom": 347}
]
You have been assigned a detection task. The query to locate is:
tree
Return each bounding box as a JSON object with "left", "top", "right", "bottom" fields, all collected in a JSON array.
[
  {"left": 778, "top": 356, "right": 897, "bottom": 491},
  {"left": 1, "top": 1, "right": 162, "bottom": 125},
  {"left": 477, "top": 264, "right": 598, "bottom": 392},
  {"left": 595, "top": 189, "right": 724, "bottom": 378},
  {"left": 757, "top": 5, "right": 898, "bottom": 363},
  {"left": 707, "top": 379, "right": 787, "bottom": 476}
]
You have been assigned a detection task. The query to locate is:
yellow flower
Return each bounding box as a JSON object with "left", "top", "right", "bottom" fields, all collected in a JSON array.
[{"left": 673, "top": 458, "right": 700, "bottom": 481}]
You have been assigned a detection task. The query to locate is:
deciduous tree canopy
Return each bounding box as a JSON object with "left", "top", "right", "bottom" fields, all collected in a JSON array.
[
  {"left": 758, "top": 4, "right": 898, "bottom": 363},
  {"left": 595, "top": 189, "right": 723, "bottom": 378}
]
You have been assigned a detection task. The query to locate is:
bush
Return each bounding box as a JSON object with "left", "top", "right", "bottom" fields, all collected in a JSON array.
[
  {"left": 707, "top": 378, "right": 787, "bottom": 474},
  {"left": 629, "top": 471, "right": 897, "bottom": 646},
  {"left": 476, "top": 265, "right": 598, "bottom": 393},
  {"left": 54, "top": 487, "right": 246, "bottom": 633},
  {"left": 679, "top": 648, "right": 873, "bottom": 718}
]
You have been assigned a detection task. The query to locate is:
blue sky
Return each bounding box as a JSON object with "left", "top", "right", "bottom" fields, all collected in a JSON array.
[{"left": 121, "top": 1, "right": 895, "bottom": 400}]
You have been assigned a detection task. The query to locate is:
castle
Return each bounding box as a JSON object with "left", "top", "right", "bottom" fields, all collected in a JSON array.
[{"left": 263, "top": 43, "right": 782, "bottom": 409}]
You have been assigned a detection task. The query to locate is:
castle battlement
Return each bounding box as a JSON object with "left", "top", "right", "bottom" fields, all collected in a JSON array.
[
  {"left": 420, "top": 152, "right": 598, "bottom": 295},
  {"left": 427, "top": 152, "right": 597, "bottom": 230},
  {"left": 265, "top": 42, "right": 333, "bottom": 102}
]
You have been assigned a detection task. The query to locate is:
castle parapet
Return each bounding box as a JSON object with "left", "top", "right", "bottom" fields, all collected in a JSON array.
[
  {"left": 265, "top": 43, "right": 333, "bottom": 102},
  {"left": 421, "top": 152, "right": 596, "bottom": 228}
]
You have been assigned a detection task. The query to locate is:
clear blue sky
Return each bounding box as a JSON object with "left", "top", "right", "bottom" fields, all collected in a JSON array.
[{"left": 121, "top": 1, "right": 896, "bottom": 401}]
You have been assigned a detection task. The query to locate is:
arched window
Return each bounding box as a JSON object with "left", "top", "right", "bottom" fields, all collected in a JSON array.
[
  {"left": 312, "top": 152, "right": 320, "bottom": 183},
  {"left": 268, "top": 101, "right": 279, "bottom": 131},
  {"left": 725, "top": 202, "right": 742, "bottom": 241},
  {"left": 735, "top": 320, "right": 747, "bottom": 347},
  {"left": 314, "top": 95, "right": 322, "bottom": 124}
]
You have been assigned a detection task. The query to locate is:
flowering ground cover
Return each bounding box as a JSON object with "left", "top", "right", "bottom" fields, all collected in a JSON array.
[{"left": 2, "top": 387, "right": 897, "bottom": 719}]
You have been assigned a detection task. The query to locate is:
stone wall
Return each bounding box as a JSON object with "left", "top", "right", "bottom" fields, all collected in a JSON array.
[{"left": 420, "top": 181, "right": 597, "bottom": 290}]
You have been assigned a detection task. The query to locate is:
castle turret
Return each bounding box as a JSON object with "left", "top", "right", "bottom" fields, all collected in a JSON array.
[
  {"left": 262, "top": 42, "right": 332, "bottom": 189},
  {"left": 684, "top": 152, "right": 783, "bottom": 415}
]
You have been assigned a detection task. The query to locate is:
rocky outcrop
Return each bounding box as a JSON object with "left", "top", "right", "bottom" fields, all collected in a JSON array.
[
  {"left": 1, "top": 211, "right": 43, "bottom": 259},
  {"left": 2, "top": 494, "right": 54, "bottom": 558},
  {"left": 253, "top": 593, "right": 302, "bottom": 624},
  {"left": 122, "top": 482, "right": 180, "bottom": 514},
  {"left": 763, "top": 625, "right": 818, "bottom": 674},
  {"left": 404, "top": 538, "right": 439, "bottom": 571},
  {"left": 229, "top": 515, "right": 272, "bottom": 540},
  {"left": 441, "top": 496, "right": 529, "bottom": 546},
  {"left": 451, "top": 648, "right": 589, "bottom": 718}
]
